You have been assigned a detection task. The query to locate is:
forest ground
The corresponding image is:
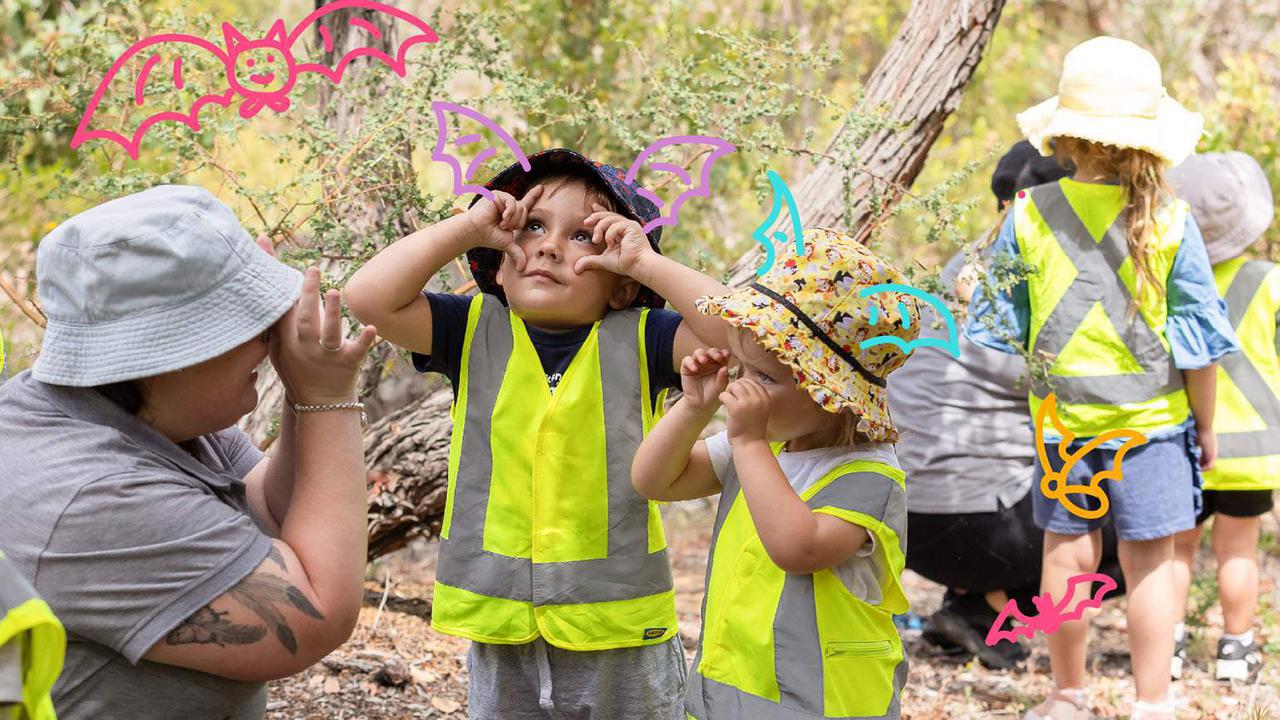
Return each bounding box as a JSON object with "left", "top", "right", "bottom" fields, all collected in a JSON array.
[{"left": 267, "top": 502, "right": 1280, "bottom": 719}]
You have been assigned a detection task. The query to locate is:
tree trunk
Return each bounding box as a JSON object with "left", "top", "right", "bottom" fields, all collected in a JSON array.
[
  {"left": 336, "top": 0, "right": 1008, "bottom": 560},
  {"left": 242, "top": 2, "right": 426, "bottom": 446},
  {"left": 726, "top": 0, "right": 1007, "bottom": 287}
]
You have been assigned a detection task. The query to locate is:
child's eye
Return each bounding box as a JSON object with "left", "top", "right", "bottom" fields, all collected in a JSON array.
[
  {"left": 572, "top": 231, "right": 593, "bottom": 243},
  {"left": 525, "top": 221, "right": 545, "bottom": 234},
  {"left": 755, "top": 370, "right": 775, "bottom": 384}
]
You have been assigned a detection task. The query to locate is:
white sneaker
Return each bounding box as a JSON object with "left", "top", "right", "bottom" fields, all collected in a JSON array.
[
  {"left": 1170, "top": 634, "right": 1187, "bottom": 680},
  {"left": 1215, "top": 637, "right": 1262, "bottom": 682}
]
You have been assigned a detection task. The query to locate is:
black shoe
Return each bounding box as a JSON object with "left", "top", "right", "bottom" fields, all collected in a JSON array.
[
  {"left": 1215, "top": 637, "right": 1262, "bottom": 682},
  {"left": 923, "top": 606, "right": 1029, "bottom": 670}
]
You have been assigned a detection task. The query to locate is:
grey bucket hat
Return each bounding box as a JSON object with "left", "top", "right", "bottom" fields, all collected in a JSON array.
[
  {"left": 32, "top": 185, "right": 303, "bottom": 386},
  {"left": 1169, "top": 152, "right": 1274, "bottom": 265}
]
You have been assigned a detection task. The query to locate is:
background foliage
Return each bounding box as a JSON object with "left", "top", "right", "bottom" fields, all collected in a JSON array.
[{"left": 3, "top": 0, "right": 1278, "bottom": 375}]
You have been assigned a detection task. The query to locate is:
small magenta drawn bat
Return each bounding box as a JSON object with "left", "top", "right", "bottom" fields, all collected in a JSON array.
[
  {"left": 72, "top": 0, "right": 438, "bottom": 159},
  {"left": 985, "top": 572, "right": 1118, "bottom": 646}
]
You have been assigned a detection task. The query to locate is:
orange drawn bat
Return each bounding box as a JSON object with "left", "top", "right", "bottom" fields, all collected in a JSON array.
[{"left": 1035, "top": 393, "right": 1147, "bottom": 520}]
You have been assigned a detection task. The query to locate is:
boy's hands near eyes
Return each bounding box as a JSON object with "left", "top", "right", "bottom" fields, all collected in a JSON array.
[
  {"left": 721, "top": 378, "right": 771, "bottom": 446},
  {"left": 574, "top": 203, "right": 652, "bottom": 276},
  {"left": 464, "top": 185, "right": 545, "bottom": 273},
  {"left": 680, "top": 348, "right": 731, "bottom": 413}
]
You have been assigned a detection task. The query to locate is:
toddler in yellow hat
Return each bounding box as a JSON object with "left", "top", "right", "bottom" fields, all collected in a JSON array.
[{"left": 633, "top": 228, "right": 919, "bottom": 719}]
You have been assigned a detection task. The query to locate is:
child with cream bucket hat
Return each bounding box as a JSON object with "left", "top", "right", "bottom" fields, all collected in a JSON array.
[{"left": 966, "top": 36, "right": 1238, "bottom": 720}]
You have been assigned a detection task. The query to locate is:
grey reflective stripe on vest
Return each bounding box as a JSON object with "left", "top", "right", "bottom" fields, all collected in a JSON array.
[
  {"left": 686, "top": 471, "right": 907, "bottom": 719},
  {"left": 808, "top": 471, "right": 908, "bottom": 555},
  {"left": 435, "top": 296, "right": 673, "bottom": 605},
  {"left": 1217, "top": 261, "right": 1280, "bottom": 458},
  {"left": 686, "top": 663, "right": 908, "bottom": 720},
  {"left": 1029, "top": 183, "right": 1184, "bottom": 404}
]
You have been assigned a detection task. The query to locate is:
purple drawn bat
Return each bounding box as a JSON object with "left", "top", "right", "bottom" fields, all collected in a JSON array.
[
  {"left": 624, "top": 136, "right": 736, "bottom": 233},
  {"left": 430, "top": 101, "right": 532, "bottom": 203}
]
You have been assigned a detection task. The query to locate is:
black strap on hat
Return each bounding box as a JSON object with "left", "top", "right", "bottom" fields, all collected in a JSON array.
[{"left": 749, "top": 283, "right": 886, "bottom": 388}]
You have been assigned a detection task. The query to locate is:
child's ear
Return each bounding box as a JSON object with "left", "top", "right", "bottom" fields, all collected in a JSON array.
[{"left": 608, "top": 278, "right": 640, "bottom": 310}]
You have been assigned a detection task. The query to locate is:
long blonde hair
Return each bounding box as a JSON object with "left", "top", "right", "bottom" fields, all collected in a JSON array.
[{"left": 1054, "top": 137, "right": 1172, "bottom": 314}]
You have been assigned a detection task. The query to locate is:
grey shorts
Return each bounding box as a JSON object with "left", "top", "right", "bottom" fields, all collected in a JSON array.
[
  {"left": 466, "top": 636, "right": 688, "bottom": 720},
  {"left": 1032, "top": 422, "right": 1203, "bottom": 541}
]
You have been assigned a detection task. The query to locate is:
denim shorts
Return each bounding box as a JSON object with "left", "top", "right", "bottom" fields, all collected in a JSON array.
[{"left": 1032, "top": 421, "right": 1203, "bottom": 541}]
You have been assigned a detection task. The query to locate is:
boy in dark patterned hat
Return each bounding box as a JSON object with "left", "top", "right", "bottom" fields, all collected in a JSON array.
[{"left": 347, "top": 149, "right": 732, "bottom": 718}]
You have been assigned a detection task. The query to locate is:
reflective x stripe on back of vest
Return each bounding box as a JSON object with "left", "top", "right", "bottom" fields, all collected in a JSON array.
[
  {"left": 1030, "top": 183, "right": 1183, "bottom": 404},
  {"left": 1218, "top": 260, "right": 1280, "bottom": 458},
  {"left": 687, "top": 471, "right": 907, "bottom": 719},
  {"left": 434, "top": 299, "right": 672, "bottom": 605}
]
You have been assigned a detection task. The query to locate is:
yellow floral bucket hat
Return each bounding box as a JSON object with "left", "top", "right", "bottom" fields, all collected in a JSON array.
[{"left": 695, "top": 228, "right": 920, "bottom": 443}]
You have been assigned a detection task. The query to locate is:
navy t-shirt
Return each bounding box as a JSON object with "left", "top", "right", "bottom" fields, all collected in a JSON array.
[{"left": 412, "top": 293, "right": 683, "bottom": 406}]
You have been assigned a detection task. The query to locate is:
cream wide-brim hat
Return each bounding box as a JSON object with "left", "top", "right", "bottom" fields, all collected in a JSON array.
[{"left": 1017, "top": 36, "right": 1204, "bottom": 166}]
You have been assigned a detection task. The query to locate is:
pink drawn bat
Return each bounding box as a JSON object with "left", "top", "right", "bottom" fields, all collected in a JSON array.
[
  {"left": 71, "top": 0, "right": 438, "bottom": 159},
  {"left": 429, "top": 108, "right": 734, "bottom": 231},
  {"left": 624, "top": 136, "right": 736, "bottom": 233},
  {"left": 985, "top": 572, "right": 1118, "bottom": 646},
  {"left": 431, "top": 101, "right": 531, "bottom": 203}
]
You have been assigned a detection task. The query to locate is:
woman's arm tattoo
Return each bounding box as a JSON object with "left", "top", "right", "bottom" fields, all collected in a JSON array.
[{"left": 165, "top": 556, "right": 325, "bottom": 653}]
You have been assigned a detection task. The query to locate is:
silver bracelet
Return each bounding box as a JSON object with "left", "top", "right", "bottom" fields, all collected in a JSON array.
[{"left": 291, "top": 400, "right": 367, "bottom": 426}]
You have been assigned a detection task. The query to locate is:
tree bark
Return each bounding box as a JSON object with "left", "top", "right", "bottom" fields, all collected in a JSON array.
[
  {"left": 303, "top": 0, "right": 1008, "bottom": 560},
  {"left": 726, "top": 0, "right": 1007, "bottom": 286},
  {"left": 242, "top": 2, "right": 426, "bottom": 446}
]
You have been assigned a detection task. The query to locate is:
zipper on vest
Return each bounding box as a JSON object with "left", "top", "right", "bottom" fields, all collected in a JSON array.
[{"left": 824, "top": 640, "right": 893, "bottom": 658}]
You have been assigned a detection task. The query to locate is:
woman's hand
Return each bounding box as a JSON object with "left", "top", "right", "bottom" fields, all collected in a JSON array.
[
  {"left": 680, "top": 348, "right": 731, "bottom": 412},
  {"left": 720, "top": 377, "right": 771, "bottom": 446},
  {"left": 463, "top": 185, "right": 543, "bottom": 273},
  {"left": 574, "top": 204, "right": 652, "bottom": 277},
  {"left": 270, "top": 268, "right": 378, "bottom": 406}
]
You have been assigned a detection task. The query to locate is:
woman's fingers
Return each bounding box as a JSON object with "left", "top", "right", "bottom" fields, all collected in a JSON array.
[
  {"left": 348, "top": 324, "right": 379, "bottom": 357},
  {"left": 295, "top": 268, "right": 321, "bottom": 340},
  {"left": 256, "top": 235, "right": 278, "bottom": 258},
  {"left": 321, "top": 289, "right": 342, "bottom": 350}
]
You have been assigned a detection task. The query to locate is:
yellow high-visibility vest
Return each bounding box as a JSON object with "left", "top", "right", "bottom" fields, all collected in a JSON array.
[
  {"left": 431, "top": 294, "right": 677, "bottom": 650},
  {"left": 1203, "top": 258, "right": 1280, "bottom": 490},
  {"left": 0, "top": 551, "right": 64, "bottom": 720},
  {"left": 1016, "top": 179, "right": 1189, "bottom": 437},
  {"left": 686, "top": 456, "right": 909, "bottom": 719}
]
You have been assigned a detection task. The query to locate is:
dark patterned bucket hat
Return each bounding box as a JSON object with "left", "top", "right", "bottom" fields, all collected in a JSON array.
[{"left": 465, "top": 148, "right": 666, "bottom": 309}]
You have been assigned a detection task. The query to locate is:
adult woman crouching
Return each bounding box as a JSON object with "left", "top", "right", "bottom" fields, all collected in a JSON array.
[{"left": 0, "top": 185, "right": 377, "bottom": 719}]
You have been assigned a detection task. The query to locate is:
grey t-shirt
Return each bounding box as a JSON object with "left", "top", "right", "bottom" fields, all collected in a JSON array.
[
  {"left": 886, "top": 254, "right": 1036, "bottom": 514},
  {"left": 0, "top": 371, "right": 274, "bottom": 720}
]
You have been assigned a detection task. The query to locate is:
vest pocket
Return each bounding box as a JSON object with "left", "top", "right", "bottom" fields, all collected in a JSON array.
[{"left": 824, "top": 639, "right": 893, "bottom": 658}]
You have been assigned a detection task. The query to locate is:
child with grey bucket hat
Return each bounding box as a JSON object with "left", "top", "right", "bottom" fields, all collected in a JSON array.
[
  {"left": 1169, "top": 152, "right": 1278, "bottom": 685},
  {"left": 0, "top": 184, "right": 378, "bottom": 719}
]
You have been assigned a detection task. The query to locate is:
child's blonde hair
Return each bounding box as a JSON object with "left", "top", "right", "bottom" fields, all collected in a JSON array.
[
  {"left": 1054, "top": 137, "right": 1173, "bottom": 314},
  {"left": 830, "top": 411, "right": 874, "bottom": 447}
]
